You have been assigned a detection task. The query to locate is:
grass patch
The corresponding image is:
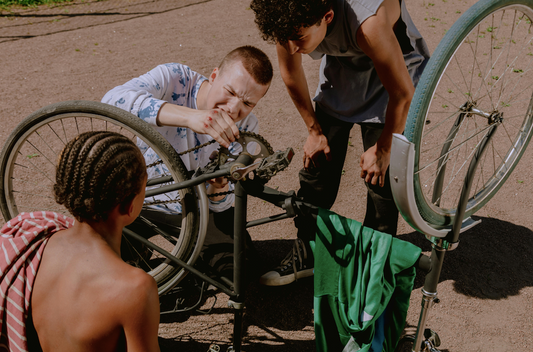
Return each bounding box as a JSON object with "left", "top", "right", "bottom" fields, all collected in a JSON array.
[{"left": 1, "top": 0, "right": 74, "bottom": 11}]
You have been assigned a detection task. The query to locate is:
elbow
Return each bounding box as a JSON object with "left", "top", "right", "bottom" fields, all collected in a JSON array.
[
  {"left": 401, "top": 83, "right": 415, "bottom": 104},
  {"left": 391, "top": 85, "right": 415, "bottom": 110},
  {"left": 279, "top": 69, "right": 294, "bottom": 87}
]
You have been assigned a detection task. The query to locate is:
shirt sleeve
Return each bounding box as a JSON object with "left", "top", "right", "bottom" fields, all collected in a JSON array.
[{"left": 101, "top": 63, "right": 206, "bottom": 126}]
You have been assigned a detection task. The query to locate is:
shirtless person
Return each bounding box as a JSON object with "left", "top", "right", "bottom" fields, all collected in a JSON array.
[{"left": 0, "top": 131, "right": 159, "bottom": 352}]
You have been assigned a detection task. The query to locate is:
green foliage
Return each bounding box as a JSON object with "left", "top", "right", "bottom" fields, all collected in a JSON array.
[{"left": 1, "top": 0, "right": 73, "bottom": 10}]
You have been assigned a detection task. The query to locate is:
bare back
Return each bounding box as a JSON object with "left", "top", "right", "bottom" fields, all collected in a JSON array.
[{"left": 31, "top": 224, "right": 160, "bottom": 352}]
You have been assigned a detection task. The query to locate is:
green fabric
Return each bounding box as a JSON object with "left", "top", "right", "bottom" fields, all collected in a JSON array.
[{"left": 312, "top": 208, "right": 422, "bottom": 352}]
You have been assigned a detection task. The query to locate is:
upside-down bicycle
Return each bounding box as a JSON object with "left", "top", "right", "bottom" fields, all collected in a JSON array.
[{"left": 0, "top": 0, "right": 532, "bottom": 351}]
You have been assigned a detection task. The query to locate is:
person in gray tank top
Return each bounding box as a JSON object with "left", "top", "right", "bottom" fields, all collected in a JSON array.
[{"left": 251, "top": 0, "right": 430, "bottom": 286}]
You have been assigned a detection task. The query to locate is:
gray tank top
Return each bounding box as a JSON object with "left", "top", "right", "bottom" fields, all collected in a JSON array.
[{"left": 310, "top": 0, "right": 430, "bottom": 124}]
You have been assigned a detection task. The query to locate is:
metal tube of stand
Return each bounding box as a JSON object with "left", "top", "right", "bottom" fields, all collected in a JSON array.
[
  {"left": 145, "top": 168, "right": 229, "bottom": 198},
  {"left": 412, "top": 248, "right": 445, "bottom": 352},
  {"left": 413, "top": 124, "right": 498, "bottom": 352},
  {"left": 231, "top": 181, "right": 247, "bottom": 352}
]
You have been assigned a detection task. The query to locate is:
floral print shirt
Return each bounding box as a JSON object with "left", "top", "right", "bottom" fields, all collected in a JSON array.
[{"left": 102, "top": 63, "right": 259, "bottom": 213}]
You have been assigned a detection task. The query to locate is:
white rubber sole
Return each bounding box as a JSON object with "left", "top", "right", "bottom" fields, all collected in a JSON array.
[{"left": 259, "top": 268, "right": 314, "bottom": 286}]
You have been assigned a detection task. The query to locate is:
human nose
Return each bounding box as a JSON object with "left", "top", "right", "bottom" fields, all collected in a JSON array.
[
  {"left": 226, "top": 98, "right": 242, "bottom": 119},
  {"left": 287, "top": 40, "right": 300, "bottom": 55}
]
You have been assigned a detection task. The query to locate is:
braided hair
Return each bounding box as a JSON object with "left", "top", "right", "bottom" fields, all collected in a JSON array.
[{"left": 54, "top": 131, "right": 147, "bottom": 222}]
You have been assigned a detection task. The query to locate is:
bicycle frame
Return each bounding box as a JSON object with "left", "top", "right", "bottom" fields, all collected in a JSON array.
[
  {"left": 123, "top": 153, "right": 324, "bottom": 351},
  {"left": 123, "top": 148, "right": 438, "bottom": 352}
]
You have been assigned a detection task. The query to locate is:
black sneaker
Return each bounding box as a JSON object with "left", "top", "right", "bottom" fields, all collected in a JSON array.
[{"left": 259, "top": 239, "right": 314, "bottom": 286}]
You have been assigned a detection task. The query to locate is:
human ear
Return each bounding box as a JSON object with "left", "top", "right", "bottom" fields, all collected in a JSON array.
[
  {"left": 209, "top": 67, "right": 219, "bottom": 84},
  {"left": 126, "top": 198, "right": 135, "bottom": 217},
  {"left": 324, "top": 9, "right": 334, "bottom": 25}
]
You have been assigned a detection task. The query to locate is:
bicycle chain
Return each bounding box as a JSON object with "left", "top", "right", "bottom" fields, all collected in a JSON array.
[
  {"left": 146, "top": 131, "right": 273, "bottom": 169},
  {"left": 146, "top": 132, "right": 274, "bottom": 201}
]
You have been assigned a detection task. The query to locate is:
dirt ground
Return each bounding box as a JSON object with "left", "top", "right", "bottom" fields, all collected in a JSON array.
[{"left": 1, "top": 0, "right": 533, "bottom": 350}]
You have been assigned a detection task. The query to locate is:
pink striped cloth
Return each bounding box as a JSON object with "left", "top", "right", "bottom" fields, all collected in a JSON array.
[{"left": 0, "top": 211, "right": 74, "bottom": 352}]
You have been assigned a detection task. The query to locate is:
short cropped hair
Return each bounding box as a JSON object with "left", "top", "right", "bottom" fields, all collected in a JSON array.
[
  {"left": 218, "top": 45, "right": 273, "bottom": 86},
  {"left": 54, "top": 131, "right": 147, "bottom": 222},
  {"left": 250, "top": 0, "right": 334, "bottom": 44}
]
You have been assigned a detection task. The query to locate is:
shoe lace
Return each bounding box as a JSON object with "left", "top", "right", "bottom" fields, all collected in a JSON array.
[{"left": 279, "top": 239, "right": 308, "bottom": 276}]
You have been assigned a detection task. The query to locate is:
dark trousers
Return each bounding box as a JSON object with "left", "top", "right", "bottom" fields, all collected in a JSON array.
[{"left": 296, "top": 105, "right": 399, "bottom": 243}]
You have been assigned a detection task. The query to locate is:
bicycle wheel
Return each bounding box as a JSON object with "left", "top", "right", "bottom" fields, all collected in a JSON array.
[
  {"left": 0, "top": 100, "right": 204, "bottom": 294},
  {"left": 405, "top": 0, "right": 533, "bottom": 227}
]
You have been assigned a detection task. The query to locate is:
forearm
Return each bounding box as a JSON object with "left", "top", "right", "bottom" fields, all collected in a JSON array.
[
  {"left": 277, "top": 45, "right": 321, "bottom": 135},
  {"left": 376, "top": 91, "right": 413, "bottom": 153},
  {"left": 156, "top": 102, "right": 199, "bottom": 128}
]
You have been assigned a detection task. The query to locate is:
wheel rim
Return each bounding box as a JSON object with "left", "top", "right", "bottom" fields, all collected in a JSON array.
[
  {"left": 415, "top": 4, "right": 533, "bottom": 224},
  {"left": 2, "top": 110, "right": 198, "bottom": 290}
]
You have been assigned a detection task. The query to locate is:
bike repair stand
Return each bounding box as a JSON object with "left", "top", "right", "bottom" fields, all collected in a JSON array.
[
  {"left": 228, "top": 171, "right": 317, "bottom": 352},
  {"left": 391, "top": 122, "right": 499, "bottom": 352},
  {"left": 227, "top": 181, "right": 247, "bottom": 352}
]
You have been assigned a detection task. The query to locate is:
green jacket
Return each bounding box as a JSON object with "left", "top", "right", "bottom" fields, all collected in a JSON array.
[{"left": 312, "top": 209, "right": 421, "bottom": 351}]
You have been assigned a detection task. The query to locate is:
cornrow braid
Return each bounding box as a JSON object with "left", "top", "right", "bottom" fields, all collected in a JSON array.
[
  {"left": 77, "top": 134, "right": 115, "bottom": 197},
  {"left": 71, "top": 133, "right": 116, "bottom": 212},
  {"left": 54, "top": 131, "right": 147, "bottom": 222},
  {"left": 57, "top": 132, "right": 96, "bottom": 202}
]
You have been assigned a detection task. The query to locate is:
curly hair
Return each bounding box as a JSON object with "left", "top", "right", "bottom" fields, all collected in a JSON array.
[
  {"left": 54, "top": 131, "right": 147, "bottom": 222},
  {"left": 250, "top": 0, "right": 334, "bottom": 44},
  {"left": 218, "top": 45, "right": 273, "bottom": 86}
]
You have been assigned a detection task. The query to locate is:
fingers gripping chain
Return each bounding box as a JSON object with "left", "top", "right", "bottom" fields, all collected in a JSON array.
[{"left": 145, "top": 132, "right": 290, "bottom": 203}]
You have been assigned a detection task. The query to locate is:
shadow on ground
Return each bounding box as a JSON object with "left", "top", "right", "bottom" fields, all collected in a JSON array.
[
  {"left": 156, "top": 217, "right": 533, "bottom": 350},
  {"left": 157, "top": 239, "right": 315, "bottom": 351},
  {"left": 158, "top": 336, "right": 315, "bottom": 352},
  {"left": 402, "top": 216, "right": 533, "bottom": 299}
]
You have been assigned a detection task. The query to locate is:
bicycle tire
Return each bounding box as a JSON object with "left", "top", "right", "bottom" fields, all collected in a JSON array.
[
  {"left": 405, "top": 0, "right": 533, "bottom": 227},
  {"left": 0, "top": 100, "right": 202, "bottom": 294}
]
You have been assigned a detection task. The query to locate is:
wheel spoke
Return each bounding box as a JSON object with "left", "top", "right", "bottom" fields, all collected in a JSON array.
[
  {"left": 15, "top": 151, "right": 55, "bottom": 184},
  {"left": 0, "top": 102, "right": 202, "bottom": 294},
  {"left": 122, "top": 235, "right": 156, "bottom": 271},
  {"left": 419, "top": 122, "right": 495, "bottom": 173}
]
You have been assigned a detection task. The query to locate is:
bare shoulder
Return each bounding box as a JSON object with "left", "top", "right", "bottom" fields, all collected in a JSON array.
[
  {"left": 358, "top": 0, "right": 401, "bottom": 35},
  {"left": 112, "top": 264, "right": 161, "bottom": 352},
  {"left": 356, "top": 0, "right": 402, "bottom": 61},
  {"left": 111, "top": 262, "right": 159, "bottom": 310}
]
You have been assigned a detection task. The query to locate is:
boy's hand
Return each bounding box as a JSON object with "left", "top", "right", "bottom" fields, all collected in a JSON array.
[
  {"left": 303, "top": 132, "right": 331, "bottom": 170},
  {"left": 207, "top": 177, "right": 229, "bottom": 202},
  {"left": 360, "top": 144, "right": 390, "bottom": 187},
  {"left": 188, "top": 109, "right": 240, "bottom": 148},
  {"left": 157, "top": 104, "right": 240, "bottom": 148},
  {"left": 207, "top": 177, "right": 229, "bottom": 190}
]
